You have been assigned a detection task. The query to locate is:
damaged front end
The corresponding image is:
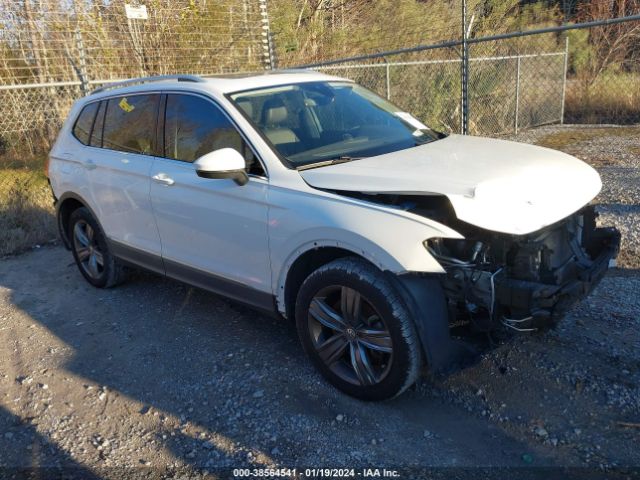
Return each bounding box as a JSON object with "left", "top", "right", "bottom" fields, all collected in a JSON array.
[{"left": 426, "top": 206, "right": 620, "bottom": 332}]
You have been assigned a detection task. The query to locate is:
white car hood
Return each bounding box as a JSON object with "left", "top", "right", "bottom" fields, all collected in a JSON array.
[{"left": 299, "top": 134, "right": 602, "bottom": 235}]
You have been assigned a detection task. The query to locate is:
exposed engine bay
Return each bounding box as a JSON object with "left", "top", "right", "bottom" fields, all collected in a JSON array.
[
  {"left": 427, "top": 206, "right": 620, "bottom": 332},
  {"left": 338, "top": 192, "right": 621, "bottom": 333}
]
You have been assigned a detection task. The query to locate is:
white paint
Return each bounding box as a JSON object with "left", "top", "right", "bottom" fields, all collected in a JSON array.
[
  {"left": 300, "top": 134, "right": 602, "bottom": 235},
  {"left": 194, "top": 148, "right": 245, "bottom": 173},
  {"left": 49, "top": 72, "right": 602, "bottom": 315}
]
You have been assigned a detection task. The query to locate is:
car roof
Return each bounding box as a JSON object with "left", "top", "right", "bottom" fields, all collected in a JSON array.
[
  {"left": 86, "top": 70, "right": 350, "bottom": 101},
  {"left": 205, "top": 69, "right": 349, "bottom": 93}
]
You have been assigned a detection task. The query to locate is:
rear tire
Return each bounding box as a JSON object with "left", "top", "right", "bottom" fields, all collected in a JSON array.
[
  {"left": 295, "top": 257, "right": 422, "bottom": 401},
  {"left": 68, "top": 207, "right": 127, "bottom": 288}
]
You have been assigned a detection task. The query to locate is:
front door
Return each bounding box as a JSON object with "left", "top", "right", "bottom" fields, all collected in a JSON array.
[{"left": 149, "top": 93, "right": 272, "bottom": 308}]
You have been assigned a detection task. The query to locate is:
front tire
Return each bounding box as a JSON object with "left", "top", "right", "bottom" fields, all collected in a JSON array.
[
  {"left": 69, "top": 207, "right": 126, "bottom": 288},
  {"left": 295, "top": 257, "right": 422, "bottom": 401}
]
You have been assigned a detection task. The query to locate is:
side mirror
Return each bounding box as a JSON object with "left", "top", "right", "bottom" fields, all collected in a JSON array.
[{"left": 194, "top": 148, "right": 248, "bottom": 186}]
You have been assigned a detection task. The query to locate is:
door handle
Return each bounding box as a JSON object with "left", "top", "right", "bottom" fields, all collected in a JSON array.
[{"left": 152, "top": 173, "right": 175, "bottom": 186}]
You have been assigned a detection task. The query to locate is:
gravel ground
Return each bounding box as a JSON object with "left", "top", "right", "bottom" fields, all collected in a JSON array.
[
  {"left": 0, "top": 125, "right": 638, "bottom": 479},
  {"left": 506, "top": 124, "right": 640, "bottom": 269}
]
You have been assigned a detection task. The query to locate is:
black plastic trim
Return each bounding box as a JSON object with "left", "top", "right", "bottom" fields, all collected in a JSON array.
[
  {"left": 55, "top": 192, "right": 101, "bottom": 250},
  {"left": 495, "top": 226, "right": 621, "bottom": 326},
  {"left": 163, "top": 258, "right": 276, "bottom": 315},
  {"left": 196, "top": 169, "right": 249, "bottom": 185},
  {"left": 107, "top": 240, "right": 276, "bottom": 316},
  {"left": 389, "top": 272, "right": 477, "bottom": 374},
  {"left": 71, "top": 101, "right": 100, "bottom": 146},
  {"left": 108, "top": 239, "right": 165, "bottom": 276}
]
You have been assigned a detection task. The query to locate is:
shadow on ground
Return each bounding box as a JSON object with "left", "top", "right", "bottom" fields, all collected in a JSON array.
[
  {"left": 0, "top": 405, "right": 100, "bottom": 478},
  {"left": 0, "top": 246, "right": 561, "bottom": 476}
]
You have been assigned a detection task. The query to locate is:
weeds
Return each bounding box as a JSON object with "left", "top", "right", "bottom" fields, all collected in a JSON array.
[
  {"left": 564, "top": 73, "right": 640, "bottom": 125},
  {"left": 0, "top": 169, "right": 56, "bottom": 257},
  {"left": 535, "top": 126, "right": 640, "bottom": 150}
]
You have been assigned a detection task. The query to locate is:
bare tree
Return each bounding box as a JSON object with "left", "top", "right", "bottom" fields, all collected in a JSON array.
[{"left": 575, "top": 0, "right": 640, "bottom": 84}]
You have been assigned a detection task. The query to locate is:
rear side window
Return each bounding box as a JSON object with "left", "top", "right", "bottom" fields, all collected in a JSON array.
[
  {"left": 72, "top": 102, "right": 99, "bottom": 145},
  {"left": 103, "top": 94, "right": 159, "bottom": 155},
  {"left": 164, "top": 94, "right": 264, "bottom": 175}
]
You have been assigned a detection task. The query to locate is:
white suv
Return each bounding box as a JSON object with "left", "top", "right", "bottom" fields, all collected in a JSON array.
[{"left": 48, "top": 72, "right": 620, "bottom": 400}]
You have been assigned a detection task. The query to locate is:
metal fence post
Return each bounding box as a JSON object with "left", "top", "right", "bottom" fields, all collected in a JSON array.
[
  {"left": 384, "top": 58, "right": 391, "bottom": 100},
  {"left": 514, "top": 55, "right": 521, "bottom": 134},
  {"left": 259, "top": 0, "right": 275, "bottom": 70},
  {"left": 72, "top": 1, "right": 89, "bottom": 95},
  {"left": 75, "top": 28, "right": 89, "bottom": 95},
  {"left": 461, "top": 0, "right": 469, "bottom": 135},
  {"left": 560, "top": 36, "right": 569, "bottom": 124}
]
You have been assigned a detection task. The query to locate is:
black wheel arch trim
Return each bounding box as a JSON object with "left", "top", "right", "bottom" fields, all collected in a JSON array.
[
  {"left": 389, "top": 272, "right": 478, "bottom": 375},
  {"left": 55, "top": 191, "right": 102, "bottom": 251}
]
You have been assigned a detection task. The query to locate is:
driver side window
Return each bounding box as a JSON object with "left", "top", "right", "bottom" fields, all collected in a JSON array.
[{"left": 164, "top": 94, "right": 265, "bottom": 176}]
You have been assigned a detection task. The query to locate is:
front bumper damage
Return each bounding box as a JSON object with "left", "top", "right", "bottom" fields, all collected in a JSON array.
[
  {"left": 390, "top": 206, "right": 620, "bottom": 375},
  {"left": 494, "top": 224, "right": 620, "bottom": 330},
  {"left": 431, "top": 206, "right": 621, "bottom": 333}
]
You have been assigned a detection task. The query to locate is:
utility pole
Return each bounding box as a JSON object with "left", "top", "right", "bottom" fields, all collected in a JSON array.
[
  {"left": 73, "top": 0, "right": 89, "bottom": 95},
  {"left": 23, "top": 0, "right": 46, "bottom": 84},
  {"left": 24, "top": 0, "right": 59, "bottom": 141},
  {"left": 461, "top": 0, "right": 469, "bottom": 135},
  {"left": 259, "top": 0, "right": 276, "bottom": 70}
]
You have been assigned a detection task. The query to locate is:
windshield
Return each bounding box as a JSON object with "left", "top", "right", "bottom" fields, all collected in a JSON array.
[{"left": 229, "top": 81, "right": 443, "bottom": 168}]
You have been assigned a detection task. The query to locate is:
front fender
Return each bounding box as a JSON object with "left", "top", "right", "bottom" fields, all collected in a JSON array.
[{"left": 269, "top": 187, "right": 464, "bottom": 313}]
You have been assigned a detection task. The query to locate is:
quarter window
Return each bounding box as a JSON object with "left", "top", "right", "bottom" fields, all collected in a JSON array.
[
  {"left": 164, "top": 94, "right": 264, "bottom": 175},
  {"left": 72, "top": 102, "right": 99, "bottom": 145},
  {"left": 103, "top": 94, "right": 159, "bottom": 155}
]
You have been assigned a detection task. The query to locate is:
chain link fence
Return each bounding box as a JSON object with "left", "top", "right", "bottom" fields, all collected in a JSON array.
[
  {"left": 316, "top": 45, "right": 568, "bottom": 136},
  {"left": 1, "top": 2, "right": 638, "bottom": 154},
  {"left": 1, "top": 1, "right": 639, "bottom": 256},
  {"left": 312, "top": 20, "right": 639, "bottom": 136},
  {"left": 0, "top": 0, "right": 272, "bottom": 159},
  {"left": 0, "top": 0, "right": 272, "bottom": 255},
  {"left": 467, "top": 41, "right": 569, "bottom": 135},
  {"left": 1, "top": 1, "right": 268, "bottom": 84}
]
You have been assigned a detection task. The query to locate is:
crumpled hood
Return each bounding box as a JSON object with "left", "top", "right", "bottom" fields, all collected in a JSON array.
[{"left": 299, "top": 134, "right": 602, "bottom": 235}]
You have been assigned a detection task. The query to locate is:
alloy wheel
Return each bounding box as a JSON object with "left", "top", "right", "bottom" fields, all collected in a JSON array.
[
  {"left": 72, "top": 220, "right": 105, "bottom": 280},
  {"left": 307, "top": 285, "right": 393, "bottom": 386}
]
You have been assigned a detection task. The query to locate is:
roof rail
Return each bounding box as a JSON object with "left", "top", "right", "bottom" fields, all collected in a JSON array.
[{"left": 90, "top": 74, "right": 206, "bottom": 95}]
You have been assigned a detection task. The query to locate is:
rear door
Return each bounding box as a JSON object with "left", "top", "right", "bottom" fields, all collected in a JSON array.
[
  {"left": 86, "top": 93, "right": 163, "bottom": 272},
  {"left": 149, "top": 92, "right": 271, "bottom": 307}
]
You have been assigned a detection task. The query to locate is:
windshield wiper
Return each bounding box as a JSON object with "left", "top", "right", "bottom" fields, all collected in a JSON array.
[{"left": 296, "top": 156, "right": 362, "bottom": 171}]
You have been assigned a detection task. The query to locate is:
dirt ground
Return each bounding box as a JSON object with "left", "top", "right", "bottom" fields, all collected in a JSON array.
[{"left": 1, "top": 126, "right": 639, "bottom": 479}]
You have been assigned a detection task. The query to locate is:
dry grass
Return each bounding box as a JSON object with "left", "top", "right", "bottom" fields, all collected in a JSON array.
[
  {"left": 564, "top": 73, "right": 640, "bottom": 125},
  {"left": 535, "top": 126, "right": 640, "bottom": 166},
  {"left": 535, "top": 126, "right": 640, "bottom": 150},
  {"left": 0, "top": 169, "right": 57, "bottom": 257}
]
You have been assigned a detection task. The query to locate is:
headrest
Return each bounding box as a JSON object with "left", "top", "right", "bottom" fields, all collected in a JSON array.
[{"left": 265, "top": 105, "right": 288, "bottom": 125}]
